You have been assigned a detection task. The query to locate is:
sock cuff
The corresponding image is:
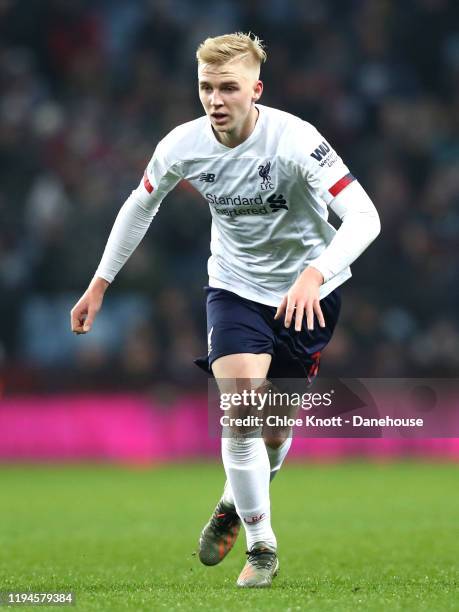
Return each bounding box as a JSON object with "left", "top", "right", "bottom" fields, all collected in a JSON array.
[
  {"left": 265, "top": 436, "right": 292, "bottom": 472},
  {"left": 222, "top": 438, "right": 270, "bottom": 482}
]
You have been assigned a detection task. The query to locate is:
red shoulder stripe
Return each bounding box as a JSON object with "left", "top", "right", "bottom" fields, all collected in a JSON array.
[
  {"left": 143, "top": 171, "right": 154, "bottom": 194},
  {"left": 329, "top": 173, "right": 355, "bottom": 197}
]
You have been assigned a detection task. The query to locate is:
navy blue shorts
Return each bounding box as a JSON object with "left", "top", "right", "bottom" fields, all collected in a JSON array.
[{"left": 194, "top": 286, "right": 341, "bottom": 381}]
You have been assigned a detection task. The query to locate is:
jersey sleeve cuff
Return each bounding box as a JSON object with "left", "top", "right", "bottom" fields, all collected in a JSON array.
[
  {"left": 308, "top": 259, "right": 333, "bottom": 284},
  {"left": 94, "top": 268, "right": 115, "bottom": 284}
]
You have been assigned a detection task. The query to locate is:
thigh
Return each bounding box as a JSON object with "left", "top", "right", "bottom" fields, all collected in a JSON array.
[
  {"left": 269, "top": 288, "right": 342, "bottom": 381},
  {"left": 212, "top": 353, "right": 272, "bottom": 392},
  {"left": 213, "top": 353, "right": 271, "bottom": 436},
  {"left": 194, "top": 287, "right": 276, "bottom": 376}
]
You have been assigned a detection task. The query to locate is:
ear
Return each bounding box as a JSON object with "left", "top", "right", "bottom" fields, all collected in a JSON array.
[{"left": 253, "top": 80, "right": 263, "bottom": 102}]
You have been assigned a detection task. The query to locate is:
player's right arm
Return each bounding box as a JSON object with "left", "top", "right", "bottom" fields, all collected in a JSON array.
[
  {"left": 70, "top": 275, "right": 110, "bottom": 334},
  {"left": 70, "top": 138, "right": 182, "bottom": 334}
]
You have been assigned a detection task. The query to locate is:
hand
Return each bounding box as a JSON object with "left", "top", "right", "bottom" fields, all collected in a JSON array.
[
  {"left": 274, "top": 266, "right": 325, "bottom": 332},
  {"left": 70, "top": 277, "right": 109, "bottom": 334}
]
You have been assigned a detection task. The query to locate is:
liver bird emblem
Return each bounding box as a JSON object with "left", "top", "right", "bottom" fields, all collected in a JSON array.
[{"left": 258, "top": 161, "right": 272, "bottom": 185}]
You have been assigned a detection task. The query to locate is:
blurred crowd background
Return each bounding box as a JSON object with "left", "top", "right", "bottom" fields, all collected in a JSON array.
[{"left": 0, "top": 0, "right": 458, "bottom": 394}]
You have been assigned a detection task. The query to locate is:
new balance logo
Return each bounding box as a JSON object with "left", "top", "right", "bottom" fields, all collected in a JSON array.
[
  {"left": 199, "top": 173, "right": 216, "bottom": 182},
  {"left": 244, "top": 513, "right": 266, "bottom": 525},
  {"left": 267, "top": 193, "right": 288, "bottom": 212},
  {"left": 310, "top": 141, "right": 331, "bottom": 162}
]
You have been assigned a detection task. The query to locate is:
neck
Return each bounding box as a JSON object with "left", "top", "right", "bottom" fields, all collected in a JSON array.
[{"left": 215, "top": 105, "right": 259, "bottom": 148}]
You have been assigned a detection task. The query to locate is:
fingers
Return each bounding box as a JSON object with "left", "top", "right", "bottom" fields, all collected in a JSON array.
[
  {"left": 294, "top": 302, "right": 304, "bottom": 332},
  {"left": 71, "top": 308, "right": 83, "bottom": 334},
  {"left": 276, "top": 295, "right": 326, "bottom": 331},
  {"left": 71, "top": 313, "right": 95, "bottom": 334},
  {"left": 306, "top": 299, "right": 326, "bottom": 331},
  {"left": 283, "top": 296, "right": 296, "bottom": 329},
  {"left": 274, "top": 295, "right": 287, "bottom": 320},
  {"left": 83, "top": 307, "right": 96, "bottom": 332},
  {"left": 72, "top": 323, "right": 86, "bottom": 335},
  {"left": 306, "top": 302, "right": 314, "bottom": 331},
  {"left": 314, "top": 300, "right": 326, "bottom": 328},
  {"left": 70, "top": 291, "right": 102, "bottom": 335},
  {"left": 71, "top": 316, "right": 88, "bottom": 334},
  {"left": 71, "top": 302, "right": 91, "bottom": 335},
  {"left": 275, "top": 294, "right": 302, "bottom": 330}
]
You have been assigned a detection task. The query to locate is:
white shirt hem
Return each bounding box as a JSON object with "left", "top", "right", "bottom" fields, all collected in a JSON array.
[{"left": 208, "top": 268, "right": 352, "bottom": 307}]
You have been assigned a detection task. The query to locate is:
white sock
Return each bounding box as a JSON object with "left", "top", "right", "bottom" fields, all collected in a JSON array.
[
  {"left": 222, "top": 436, "right": 292, "bottom": 504},
  {"left": 221, "top": 434, "right": 276, "bottom": 551},
  {"left": 266, "top": 437, "right": 292, "bottom": 481}
]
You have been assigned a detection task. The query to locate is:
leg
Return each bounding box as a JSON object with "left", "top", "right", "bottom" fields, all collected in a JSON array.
[
  {"left": 260, "top": 378, "right": 295, "bottom": 480},
  {"left": 196, "top": 287, "right": 279, "bottom": 578},
  {"left": 222, "top": 378, "right": 293, "bottom": 502},
  {"left": 213, "top": 353, "right": 277, "bottom": 553},
  {"left": 265, "top": 436, "right": 292, "bottom": 481}
]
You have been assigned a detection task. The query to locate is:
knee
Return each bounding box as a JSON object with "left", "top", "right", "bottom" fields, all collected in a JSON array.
[
  {"left": 222, "top": 432, "right": 263, "bottom": 464},
  {"left": 263, "top": 435, "right": 288, "bottom": 449}
]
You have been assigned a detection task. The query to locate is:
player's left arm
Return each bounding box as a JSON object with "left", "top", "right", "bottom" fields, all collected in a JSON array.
[
  {"left": 308, "top": 180, "right": 381, "bottom": 286},
  {"left": 275, "top": 126, "right": 380, "bottom": 331}
]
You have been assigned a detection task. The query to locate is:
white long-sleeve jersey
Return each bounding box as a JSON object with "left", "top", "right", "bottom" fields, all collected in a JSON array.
[{"left": 96, "top": 104, "right": 380, "bottom": 306}]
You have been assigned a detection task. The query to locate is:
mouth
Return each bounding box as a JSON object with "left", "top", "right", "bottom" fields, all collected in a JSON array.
[{"left": 211, "top": 112, "right": 229, "bottom": 124}]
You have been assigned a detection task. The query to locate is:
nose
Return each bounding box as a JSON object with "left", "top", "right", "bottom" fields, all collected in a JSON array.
[{"left": 210, "top": 90, "right": 223, "bottom": 107}]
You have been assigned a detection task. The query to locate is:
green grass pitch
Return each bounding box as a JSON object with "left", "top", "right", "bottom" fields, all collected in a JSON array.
[{"left": 1, "top": 462, "right": 458, "bottom": 611}]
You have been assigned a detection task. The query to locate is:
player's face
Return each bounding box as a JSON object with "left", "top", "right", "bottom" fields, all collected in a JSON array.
[{"left": 198, "top": 60, "right": 263, "bottom": 144}]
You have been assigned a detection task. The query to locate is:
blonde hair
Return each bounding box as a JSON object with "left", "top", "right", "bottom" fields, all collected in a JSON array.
[{"left": 196, "top": 32, "right": 267, "bottom": 70}]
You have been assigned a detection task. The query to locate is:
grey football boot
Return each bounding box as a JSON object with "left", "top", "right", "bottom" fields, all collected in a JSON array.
[
  {"left": 198, "top": 500, "right": 241, "bottom": 566},
  {"left": 236, "top": 541, "right": 279, "bottom": 588}
]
